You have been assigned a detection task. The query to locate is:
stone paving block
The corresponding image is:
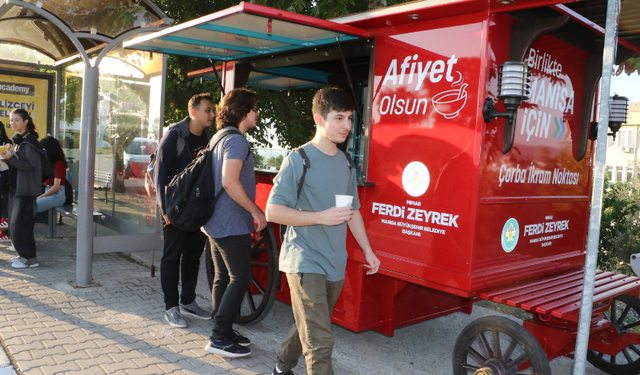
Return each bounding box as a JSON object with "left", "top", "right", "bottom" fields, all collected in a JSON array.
[
  {"left": 21, "top": 368, "right": 45, "bottom": 375},
  {"left": 39, "top": 360, "right": 82, "bottom": 374},
  {"left": 99, "top": 359, "right": 141, "bottom": 373},
  {"left": 52, "top": 350, "right": 92, "bottom": 363},
  {"left": 85, "top": 344, "right": 122, "bottom": 358},
  {"left": 30, "top": 345, "right": 68, "bottom": 359},
  {"left": 125, "top": 364, "right": 167, "bottom": 375},
  {"left": 2, "top": 336, "right": 24, "bottom": 347},
  {"left": 70, "top": 332, "right": 105, "bottom": 343},
  {"left": 0, "top": 329, "right": 32, "bottom": 340},
  {"left": 69, "top": 364, "right": 106, "bottom": 375},
  {"left": 75, "top": 354, "right": 116, "bottom": 369},
  {"left": 17, "top": 356, "right": 57, "bottom": 372},
  {"left": 10, "top": 350, "right": 33, "bottom": 362},
  {"left": 108, "top": 351, "right": 146, "bottom": 362},
  {"left": 63, "top": 341, "right": 100, "bottom": 354},
  {"left": 181, "top": 364, "right": 230, "bottom": 375},
  {"left": 22, "top": 333, "right": 55, "bottom": 344},
  {"left": 132, "top": 355, "right": 168, "bottom": 367},
  {"left": 43, "top": 336, "right": 77, "bottom": 348},
  {"left": 115, "top": 341, "right": 151, "bottom": 352},
  {"left": 238, "top": 354, "right": 273, "bottom": 368},
  {"left": 236, "top": 365, "right": 273, "bottom": 375}
]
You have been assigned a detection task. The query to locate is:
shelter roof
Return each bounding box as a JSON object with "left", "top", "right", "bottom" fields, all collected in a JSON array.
[{"left": 0, "top": 0, "right": 166, "bottom": 63}]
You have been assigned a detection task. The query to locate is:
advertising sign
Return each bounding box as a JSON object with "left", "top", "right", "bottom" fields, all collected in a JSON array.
[{"left": 0, "top": 69, "right": 54, "bottom": 137}]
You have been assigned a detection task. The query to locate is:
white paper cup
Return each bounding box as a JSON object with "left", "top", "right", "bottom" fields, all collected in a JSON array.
[{"left": 335, "top": 195, "right": 354, "bottom": 207}]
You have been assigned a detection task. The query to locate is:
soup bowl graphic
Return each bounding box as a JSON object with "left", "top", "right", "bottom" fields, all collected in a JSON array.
[{"left": 432, "top": 83, "right": 468, "bottom": 119}]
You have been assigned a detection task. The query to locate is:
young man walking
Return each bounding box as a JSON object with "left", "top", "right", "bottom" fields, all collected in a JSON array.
[
  {"left": 266, "top": 87, "right": 381, "bottom": 375},
  {"left": 153, "top": 93, "right": 214, "bottom": 327}
]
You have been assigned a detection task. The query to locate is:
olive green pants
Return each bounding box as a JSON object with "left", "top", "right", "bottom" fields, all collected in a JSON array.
[{"left": 277, "top": 273, "right": 344, "bottom": 375}]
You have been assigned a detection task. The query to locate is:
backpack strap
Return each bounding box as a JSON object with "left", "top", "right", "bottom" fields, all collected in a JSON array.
[{"left": 294, "top": 147, "right": 310, "bottom": 201}]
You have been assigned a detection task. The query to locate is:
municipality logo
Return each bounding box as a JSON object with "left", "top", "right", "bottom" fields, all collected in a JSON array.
[
  {"left": 402, "top": 161, "right": 430, "bottom": 197},
  {"left": 501, "top": 218, "right": 519, "bottom": 253}
]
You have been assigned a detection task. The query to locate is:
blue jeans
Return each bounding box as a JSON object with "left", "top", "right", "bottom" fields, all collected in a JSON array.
[{"left": 36, "top": 185, "right": 65, "bottom": 213}]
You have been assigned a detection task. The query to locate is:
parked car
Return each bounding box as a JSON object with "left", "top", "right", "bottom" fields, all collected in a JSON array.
[{"left": 123, "top": 137, "right": 157, "bottom": 179}]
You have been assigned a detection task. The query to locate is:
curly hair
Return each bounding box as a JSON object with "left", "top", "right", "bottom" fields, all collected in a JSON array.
[
  {"left": 11, "top": 108, "right": 39, "bottom": 139},
  {"left": 216, "top": 88, "right": 257, "bottom": 130}
]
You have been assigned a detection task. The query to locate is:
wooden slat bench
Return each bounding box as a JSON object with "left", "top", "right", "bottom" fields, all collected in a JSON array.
[
  {"left": 94, "top": 171, "right": 112, "bottom": 203},
  {"left": 480, "top": 269, "right": 640, "bottom": 321}
]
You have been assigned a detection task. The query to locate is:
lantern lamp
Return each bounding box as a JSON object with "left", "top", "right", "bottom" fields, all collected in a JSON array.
[
  {"left": 483, "top": 61, "right": 531, "bottom": 153},
  {"left": 590, "top": 95, "right": 629, "bottom": 140}
]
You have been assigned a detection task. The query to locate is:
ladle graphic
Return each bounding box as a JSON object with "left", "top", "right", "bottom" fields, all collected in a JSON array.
[{"left": 432, "top": 82, "right": 468, "bottom": 119}]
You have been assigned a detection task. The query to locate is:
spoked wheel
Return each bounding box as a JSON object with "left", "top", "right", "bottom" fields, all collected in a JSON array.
[
  {"left": 453, "top": 316, "right": 551, "bottom": 375},
  {"left": 587, "top": 294, "right": 640, "bottom": 375},
  {"left": 206, "top": 224, "right": 279, "bottom": 326}
]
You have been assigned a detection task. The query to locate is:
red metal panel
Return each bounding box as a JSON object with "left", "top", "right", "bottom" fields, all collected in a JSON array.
[{"left": 363, "top": 11, "right": 485, "bottom": 293}]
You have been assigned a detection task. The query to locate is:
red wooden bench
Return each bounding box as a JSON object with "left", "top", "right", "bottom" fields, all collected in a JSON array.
[{"left": 480, "top": 270, "right": 640, "bottom": 322}]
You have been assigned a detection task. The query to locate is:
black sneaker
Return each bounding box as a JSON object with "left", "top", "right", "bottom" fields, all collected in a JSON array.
[
  {"left": 272, "top": 366, "right": 295, "bottom": 375},
  {"left": 205, "top": 338, "right": 251, "bottom": 358},
  {"left": 231, "top": 329, "right": 251, "bottom": 346}
]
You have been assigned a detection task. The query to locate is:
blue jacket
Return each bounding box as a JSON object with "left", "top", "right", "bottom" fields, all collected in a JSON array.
[{"left": 153, "top": 117, "right": 212, "bottom": 215}]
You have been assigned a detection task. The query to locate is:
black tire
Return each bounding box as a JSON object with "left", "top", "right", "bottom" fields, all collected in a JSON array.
[
  {"left": 587, "top": 294, "right": 640, "bottom": 375},
  {"left": 205, "top": 224, "right": 279, "bottom": 326},
  {"left": 453, "top": 316, "right": 551, "bottom": 375}
]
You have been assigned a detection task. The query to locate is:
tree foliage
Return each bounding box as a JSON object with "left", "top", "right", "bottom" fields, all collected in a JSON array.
[
  {"left": 154, "top": 0, "right": 412, "bottom": 148},
  {"left": 598, "top": 178, "right": 640, "bottom": 274}
]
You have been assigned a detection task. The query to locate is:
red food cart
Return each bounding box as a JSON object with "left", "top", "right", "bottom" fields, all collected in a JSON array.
[{"left": 124, "top": 1, "right": 640, "bottom": 373}]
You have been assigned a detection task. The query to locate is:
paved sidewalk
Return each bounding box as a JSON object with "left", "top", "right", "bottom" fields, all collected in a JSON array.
[{"left": 0, "top": 218, "right": 606, "bottom": 375}]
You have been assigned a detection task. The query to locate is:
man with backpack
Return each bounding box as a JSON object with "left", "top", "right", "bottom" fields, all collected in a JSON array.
[
  {"left": 153, "top": 93, "right": 214, "bottom": 328},
  {"left": 266, "top": 88, "right": 380, "bottom": 375},
  {"left": 201, "top": 88, "right": 266, "bottom": 358}
]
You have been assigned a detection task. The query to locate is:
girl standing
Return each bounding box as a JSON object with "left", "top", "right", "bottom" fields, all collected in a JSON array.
[{"left": 3, "top": 109, "right": 42, "bottom": 268}]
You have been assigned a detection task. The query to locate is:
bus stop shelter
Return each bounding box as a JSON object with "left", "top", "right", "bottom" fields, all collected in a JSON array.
[{"left": 0, "top": 0, "right": 171, "bottom": 286}]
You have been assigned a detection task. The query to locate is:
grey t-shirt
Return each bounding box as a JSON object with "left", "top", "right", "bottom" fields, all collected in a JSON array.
[
  {"left": 267, "top": 143, "right": 359, "bottom": 281},
  {"left": 201, "top": 127, "right": 255, "bottom": 238}
]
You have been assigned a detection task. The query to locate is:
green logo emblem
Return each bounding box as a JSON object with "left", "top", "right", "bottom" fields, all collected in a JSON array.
[{"left": 501, "top": 218, "right": 519, "bottom": 253}]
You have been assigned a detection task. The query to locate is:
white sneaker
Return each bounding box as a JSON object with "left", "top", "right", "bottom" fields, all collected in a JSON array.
[
  {"left": 0, "top": 233, "right": 10, "bottom": 243},
  {"left": 11, "top": 257, "right": 39, "bottom": 268}
]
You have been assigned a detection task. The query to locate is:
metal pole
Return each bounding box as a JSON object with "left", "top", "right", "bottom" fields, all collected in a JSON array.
[
  {"left": 76, "top": 66, "right": 99, "bottom": 286},
  {"left": 572, "top": 0, "right": 620, "bottom": 373}
]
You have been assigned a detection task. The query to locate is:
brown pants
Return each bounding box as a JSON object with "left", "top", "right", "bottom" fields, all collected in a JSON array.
[{"left": 277, "top": 273, "right": 344, "bottom": 375}]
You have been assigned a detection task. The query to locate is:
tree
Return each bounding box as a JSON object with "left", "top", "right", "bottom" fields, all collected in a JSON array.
[
  {"left": 266, "top": 155, "right": 284, "bottom": 168},
  {"left": 598, "top": 179, "right": 640, "bottom": 274}
]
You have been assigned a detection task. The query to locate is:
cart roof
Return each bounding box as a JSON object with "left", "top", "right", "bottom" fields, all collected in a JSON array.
[{"left": 122, "top": 2, "right": 369, "bottom": 61}]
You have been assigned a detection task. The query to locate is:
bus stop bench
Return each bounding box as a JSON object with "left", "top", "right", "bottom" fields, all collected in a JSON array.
[
  {"left": 94, "top": 171, "right": 112, "bottom": 203},
  {"left": 48, "top": 203, "right": 105, "bottom": 238}
]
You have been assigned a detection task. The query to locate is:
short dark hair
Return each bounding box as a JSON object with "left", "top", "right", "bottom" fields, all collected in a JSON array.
[
  {"left": 216, "top": 88, "right": 257, "bottom": 130},
  {"left": 188, "top": 93, "right": 213, "bottom": 113},
  {"left": 312, "top": 87, "right": 354, "bottom": 118}
]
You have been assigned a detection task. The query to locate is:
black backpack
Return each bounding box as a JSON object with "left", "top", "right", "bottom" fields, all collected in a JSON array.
[{"left": 165, "top": 130, "right": 233, "bottom": 232}]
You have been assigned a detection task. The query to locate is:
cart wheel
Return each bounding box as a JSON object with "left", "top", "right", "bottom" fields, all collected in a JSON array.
[
  {"left": 452, "top": 316, "right": 551, "bottom": 375},
  {"left": 205, "top": 224, "right": 279, "bottom": 326},
  {"left": 587, "top": 294, "right": 640, "bottom": 375}
]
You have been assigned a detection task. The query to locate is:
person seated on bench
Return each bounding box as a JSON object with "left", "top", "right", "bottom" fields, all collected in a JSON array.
[{"left": 36, "top": 136, "right": 66, "bottom": 213}]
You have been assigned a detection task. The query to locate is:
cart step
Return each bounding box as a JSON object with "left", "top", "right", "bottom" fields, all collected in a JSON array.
[{"left": 480, "top": 270, "right": 640, "bottom": 321}]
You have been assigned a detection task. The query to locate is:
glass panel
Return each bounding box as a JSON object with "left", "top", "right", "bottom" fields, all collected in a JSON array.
[
  {"left": 626, "top": 166, "right": 633, "bottom": 182},
  {"left": 608, "top": 134, "right": 615, "bottom": 147},
  {"left": 254, "top": 148, "right": 289, "bottom": 172},
  {"left": 607, "top": 165, "right": 613, "bottom": 183},
  {"left": 616, "top": 166, "right": 623, "bottom": 182},
  {"left": 0, "top": 19, "right": 72, "bottom": 60},
  {"left": 62, "top": 48, "right": 163, "bottom": 236},
  {"left": 630, "top": 129, "right": 636, "bottom": 153},
  {"left": 0, "top": 43, "right": 55, "bottom": 65},
  {"left": 14, "top": 0, "right": 161, "bottom": 38}
]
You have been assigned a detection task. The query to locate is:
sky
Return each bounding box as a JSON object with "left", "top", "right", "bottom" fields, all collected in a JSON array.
[{"left": 611, "top": 71, "right": 640, "bottom": 103}]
